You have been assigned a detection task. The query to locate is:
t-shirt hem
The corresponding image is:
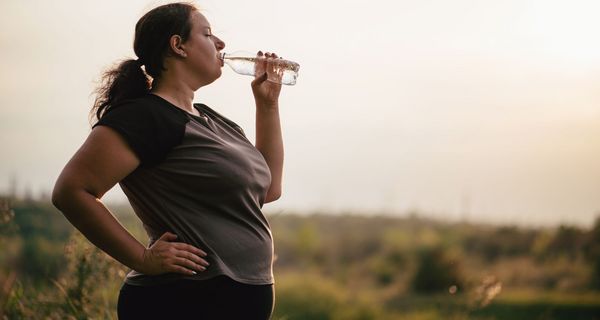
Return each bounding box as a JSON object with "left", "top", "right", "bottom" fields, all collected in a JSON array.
[{"left": 124, "top": 272, "right": 274, "bottom": 287}]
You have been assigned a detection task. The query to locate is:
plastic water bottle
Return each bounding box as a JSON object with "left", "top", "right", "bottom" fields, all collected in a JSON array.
[{"left": 220, "top": 51, "right": 300, "bottom": 85}]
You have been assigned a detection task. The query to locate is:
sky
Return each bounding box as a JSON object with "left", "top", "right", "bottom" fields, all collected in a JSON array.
[{"left": 1, "top": 0, "right": 599, "bottom": 227}]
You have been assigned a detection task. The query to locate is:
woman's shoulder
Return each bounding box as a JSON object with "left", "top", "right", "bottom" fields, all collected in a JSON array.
[
  {"left": 92, "top": 94, "right": 189, "bottom": 167},
  {"left": 104, "top": 94, "right": 188, "bottom": 121}
]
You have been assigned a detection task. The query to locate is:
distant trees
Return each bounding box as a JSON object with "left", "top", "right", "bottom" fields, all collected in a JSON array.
[
  {"left": 463, "top": 226, "right": 537, "bottom": 262},
  {"left": 546, "top": 226, "right": 586, "bottom": 260},
  {"left": 584, "top": 216, "right": 600, "bottom": 290}
]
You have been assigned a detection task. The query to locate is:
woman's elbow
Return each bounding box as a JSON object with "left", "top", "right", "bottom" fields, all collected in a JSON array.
[
  {"left": 51, "top": 177, "right": 78, "bottom": 211},
  {"left": 51, "top": 182, "right": 68, "bottom": 210}
]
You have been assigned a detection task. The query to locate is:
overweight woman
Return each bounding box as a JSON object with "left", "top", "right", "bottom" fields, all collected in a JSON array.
[{"left": 52, "top": 3, "right": 284, "bottom": 319}]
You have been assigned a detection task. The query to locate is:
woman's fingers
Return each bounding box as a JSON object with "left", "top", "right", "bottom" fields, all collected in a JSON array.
[
  {"left": 174, "top": 248, "right": 210, "bottom": 267},
  {"left": 173, "top": 256, "right": 206, "bottom": 273},
  {"left": 255, "top": 51, "right": 267, "bottom": 80},
  {"left": 172, "top": 242, "right": 207, "bottom": 257},
  {"left": 254, "top": 50, "right": 284, "bottom": 87},
  {"left": 172, "top": 264, "right": 198, "bottom": 276},
  {"left": 151, "top": 232, "right": 211, "bottom": 275},
  {"left": 171, "top": 243, "right": 210, "bottom": 266}
]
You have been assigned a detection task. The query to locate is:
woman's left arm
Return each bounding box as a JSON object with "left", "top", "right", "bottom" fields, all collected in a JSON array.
[{"left": 252, "top": 52, "right": 284, "bottom": 203}]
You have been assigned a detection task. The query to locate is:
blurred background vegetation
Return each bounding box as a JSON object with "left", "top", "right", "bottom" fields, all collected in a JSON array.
[{"left": 1, "top": 195, "right": 600, "bottom": 319}]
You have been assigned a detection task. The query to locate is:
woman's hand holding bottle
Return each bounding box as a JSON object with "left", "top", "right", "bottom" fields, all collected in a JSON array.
[{"left": 252, "top": 51, "right": 283, "bottom": 108}]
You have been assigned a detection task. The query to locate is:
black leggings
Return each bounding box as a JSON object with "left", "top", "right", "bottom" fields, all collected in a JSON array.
[{"left": 117, "top": 275, "right": 274, "bottom": 320}]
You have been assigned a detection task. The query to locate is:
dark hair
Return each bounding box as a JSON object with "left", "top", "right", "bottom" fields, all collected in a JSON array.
[{"left": 91, "top": 2, "right": 197, "bottom": 123}]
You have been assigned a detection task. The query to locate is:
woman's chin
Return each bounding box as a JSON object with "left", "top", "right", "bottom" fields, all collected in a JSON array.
[
  {"left": 203, "top": 73, "right": 222, "bottom": 87},
  {"left": 213, "top": 69, "right": 223, "bottom": 81}
]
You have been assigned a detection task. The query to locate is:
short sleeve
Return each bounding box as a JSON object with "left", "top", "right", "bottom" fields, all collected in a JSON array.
[{"left": 92, "top": 100, "right": 188, "bottom": 167}]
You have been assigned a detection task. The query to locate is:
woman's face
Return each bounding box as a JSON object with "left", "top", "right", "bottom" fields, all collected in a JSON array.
[{"left": 182, "top": 11, "right": 226, "bottom": 86}]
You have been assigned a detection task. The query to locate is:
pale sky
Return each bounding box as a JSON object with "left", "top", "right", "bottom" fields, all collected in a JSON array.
[{"left": 1, "top": 0, "right": 599, "bottom": 227}]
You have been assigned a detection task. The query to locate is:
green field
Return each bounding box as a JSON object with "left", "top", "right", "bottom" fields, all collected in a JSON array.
[{"left": 1, "top": 197, "right": 600, "bottom": 319}]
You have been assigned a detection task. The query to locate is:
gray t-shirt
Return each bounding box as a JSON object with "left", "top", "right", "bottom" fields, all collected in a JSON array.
[{"left": 93, "top": 93, "right": 274, "bottom": 286}]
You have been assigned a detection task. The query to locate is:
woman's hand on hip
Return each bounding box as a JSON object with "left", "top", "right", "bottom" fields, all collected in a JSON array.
[
  {"left": 252, "top": 51, "right": 282, "bottom": 109},
  {"left": 139, "top": 232, "right": 210, "bottom": 276}
]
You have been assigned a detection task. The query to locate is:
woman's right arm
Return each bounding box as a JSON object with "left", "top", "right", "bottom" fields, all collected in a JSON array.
[{"left": 52, "top": 126, "right": 209, "bottom": 276}]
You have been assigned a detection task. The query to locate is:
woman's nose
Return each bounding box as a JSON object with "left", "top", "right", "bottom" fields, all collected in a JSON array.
[{"left": 214, "top": 36, "right": 225, "bottom": 50}]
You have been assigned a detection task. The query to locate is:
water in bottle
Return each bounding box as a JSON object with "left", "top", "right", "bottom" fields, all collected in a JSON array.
[{"left": 220, "top": 51, "right": 300, "bottom": 85}]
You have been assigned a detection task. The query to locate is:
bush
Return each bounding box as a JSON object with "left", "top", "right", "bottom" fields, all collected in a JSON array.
[
  {"left": 411, "top": 247, "right": 464, "bottom": 294},
  {"left": 4, "top": 231, "right": 125, "bottom": 319}
]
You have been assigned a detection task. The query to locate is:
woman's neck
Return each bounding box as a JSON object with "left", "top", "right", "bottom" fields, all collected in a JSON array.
[{"left": 151, "top": 78, "right": 197, "bottom": 114}]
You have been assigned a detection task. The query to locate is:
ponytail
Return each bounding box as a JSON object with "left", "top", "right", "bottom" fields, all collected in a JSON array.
[
  {"left": 89, "top": 2, "right": 197, "bottom": 125},
  {"left": 90, "top": 59, "right": 151, "bottom": 125}
]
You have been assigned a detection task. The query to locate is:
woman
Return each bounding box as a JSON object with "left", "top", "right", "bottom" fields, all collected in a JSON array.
[{"left": 52, "top": 2, "right": 283, "bottom": 319}]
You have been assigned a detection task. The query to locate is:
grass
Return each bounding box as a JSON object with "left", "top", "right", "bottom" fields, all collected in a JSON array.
[{"left": 469, "top": 290, "right": 600, "bottom": 320}]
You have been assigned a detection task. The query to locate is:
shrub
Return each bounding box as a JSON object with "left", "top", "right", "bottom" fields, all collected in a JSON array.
[{"left": 411, "top": 247, "right": 464, "bottom": 294}]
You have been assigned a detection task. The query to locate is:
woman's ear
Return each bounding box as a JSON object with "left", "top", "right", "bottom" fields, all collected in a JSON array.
[{"left": 169, "top": 34, "right": 187, "bottom": 58}]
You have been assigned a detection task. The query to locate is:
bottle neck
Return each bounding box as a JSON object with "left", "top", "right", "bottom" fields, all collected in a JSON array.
[{"left": 221, "top": 51, "right": 256, "bottom": 60}]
